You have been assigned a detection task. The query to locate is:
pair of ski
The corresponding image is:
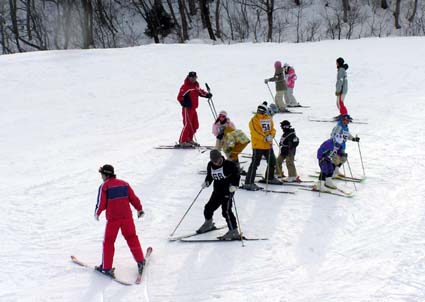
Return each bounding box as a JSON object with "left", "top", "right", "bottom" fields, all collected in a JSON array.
[
  {"left": 258, "top": 178, "right": 314, "bottom": 188},
  {"left": 169, "top": 225, "right": 267, "bottom": 242},
  {"left": 252, "top": 111, "right": 303, "bottom": 115},
  {"left": 299, "top": 187, "right": 353, "bottom": 198},
  {"left": 309, "top": 171, "right": 365, "bottom": 183},
  {"left": 155, "top": 144, "right": 215, "bottom": 150},
  {"left": 239, "top": 184, "right": 296, "bottom": 194},
  {"left": 308, "top": 116, "right": 368, "bottom": 124},
  {"left": 70, "top": 246, "right": 153, "bottom": 286}
]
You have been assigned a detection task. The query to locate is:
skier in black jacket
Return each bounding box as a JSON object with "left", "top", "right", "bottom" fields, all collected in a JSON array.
[
  {"left": 197, "top": 149, "right": 241, "bottom": 240},
  {"left": 276, "top": 120, "right": 301, "bottom": 182}
]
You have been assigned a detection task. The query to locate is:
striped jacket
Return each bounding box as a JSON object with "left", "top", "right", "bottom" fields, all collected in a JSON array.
[{"left": 95, "top": 177, "right": 142, "bottom": 220}]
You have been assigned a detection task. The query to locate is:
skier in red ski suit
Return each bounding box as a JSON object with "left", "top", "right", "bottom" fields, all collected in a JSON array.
[
  {"left": 177, "top": 71, "right": 211, "bottom": 146},
  {"left": 94, "top": 164, "right": 146, "bottom": 277}
]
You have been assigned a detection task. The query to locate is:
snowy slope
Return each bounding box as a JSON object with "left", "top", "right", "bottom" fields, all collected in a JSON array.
[{"left": 1, "top": 37, "right": 425, "bottom": 302}]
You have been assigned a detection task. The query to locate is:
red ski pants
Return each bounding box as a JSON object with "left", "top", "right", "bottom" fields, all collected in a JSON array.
[
  {"left": 337, "top": 94, "right": 348, "bottom": 115},
  {"left": 102, "top": 218, "right": 144, "bottom": 270},
  {"left": 179, "top": 107, "right": 199, "bottom": 143}
]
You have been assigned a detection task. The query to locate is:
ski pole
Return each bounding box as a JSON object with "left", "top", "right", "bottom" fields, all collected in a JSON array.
[
  {"left": 208, "top": 99, "right": 217, "bottom": 120},
  {"left": 266, "top": 82, "right": 275, "bottom": 101},
  {"left": 342, "top": 164, "right": 347, "bottom": 180},
  {"left": 265, "top": 146, "right": 273, "bottom": 191},
  {"left": 356, "top": 137, "right": 365, "bottom": 176},
  {"left": 346, "top": 158, "right": 357, "bottom": 191},
  {"left": 169, "top": 187, "right": 204, "bottom": 237},
  {"left": 232, "top": 195, "right": 245, "bottom": 247},
  {"left": 205, "top": 83, "right": 217, "bottom": 119}
]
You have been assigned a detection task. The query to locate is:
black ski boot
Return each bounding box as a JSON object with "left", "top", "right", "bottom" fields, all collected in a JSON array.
[
  {"left": 95, "top": 264, "right": 116, "bottom": 278},
  {"left": 137, "top": 260, "right": 146, "bottom": 274}
]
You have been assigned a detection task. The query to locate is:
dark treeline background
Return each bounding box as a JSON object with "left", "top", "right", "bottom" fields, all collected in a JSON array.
[{"left": 0, "top": 0, "right": 423, "bottom": 54}]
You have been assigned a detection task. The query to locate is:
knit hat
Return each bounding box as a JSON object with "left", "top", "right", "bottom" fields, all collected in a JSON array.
[
  {"left": 188, "top": 71, "right": 197, "bottom": 78},
  {"left": 210, "top": 149, "right": 222, "bottom": 162},
  {"left": 257, "top": 102, "right": 268, "bottom": 114},
  {"left": 99, "top": 164, "right": 115, "bottom": 177},
  {"left": 274, "top": 61, "right": 282, "bottom": 69},
  {"left": 218, "top": 110, "right": 228, "bottom": 117}
]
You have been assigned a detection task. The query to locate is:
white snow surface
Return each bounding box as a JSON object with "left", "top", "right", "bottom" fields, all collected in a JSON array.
[{"left": 1, "top": 37, "right": 425, "bottom": 302}]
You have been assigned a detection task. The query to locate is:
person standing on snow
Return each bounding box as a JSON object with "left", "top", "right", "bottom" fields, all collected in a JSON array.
[
  {"left": 243, "top": 103, "right": 282, "bottom": 191},
  {"left": 177, "top": 71, "right": 212, "bottom": 147},
  {"left": 212, "top": 110, "right": 236, "bottom": 150},
  {"left": 197, "top": 149, "right": 241, "bottom": 240},
  {"left": 283, "top": 63, "right": 300, "bottom": 107},
  {"left": 94, "top": 165, "right": 146, "bottom": 278},
  {"left": 335, "top": 57, "right": 349, "bottom": 116},
  {"left": 264, "top": 61, "right": 289, "bottom": 113},
  {"left": 314, "top": 134, "right": 345, "bottom": 191},
  {"left": 330, "top": 114, "right": 360, "bottom": 176},
  {"left": 276, "top": 120, "right": 301, "bottom": 182}
]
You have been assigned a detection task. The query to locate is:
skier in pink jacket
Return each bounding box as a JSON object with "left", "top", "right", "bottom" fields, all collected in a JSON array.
[
  {"left": 284, "top": 63, "right": 300, "bottom": 107},
  {"left": 212, "top": 110, "right": 236, "bottom": 150}
]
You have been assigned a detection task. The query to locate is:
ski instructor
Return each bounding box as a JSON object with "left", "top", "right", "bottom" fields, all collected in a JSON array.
[
  {"left": 94, "top": 164, "right": 146, "bottom": 277},
  {"left": 177, "top": 71, "right": 212, "bottom": 147}
]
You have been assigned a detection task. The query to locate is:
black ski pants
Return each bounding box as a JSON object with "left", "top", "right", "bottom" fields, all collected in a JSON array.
[
  {"left": 245, "top": 148, "right": 276, "bottom": 184},
  {"left": 203, "top": 191, "right": 237, "bottom": 230}
]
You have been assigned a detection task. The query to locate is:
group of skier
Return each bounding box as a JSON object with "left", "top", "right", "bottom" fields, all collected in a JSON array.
[
  {"left": 90, "top": 57, "right": 360, "bottom": 276},
  {"left": 193, "top": 56, "right": 360, "bottom": 240}
]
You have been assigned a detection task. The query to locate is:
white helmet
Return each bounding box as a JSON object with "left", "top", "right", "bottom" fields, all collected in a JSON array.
[{"left": 333, "top": 134, "right": 344, "bottom": 146}]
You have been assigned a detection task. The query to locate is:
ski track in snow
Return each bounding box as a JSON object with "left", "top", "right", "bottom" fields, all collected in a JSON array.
[{"left": 1, "top": 38, "right": 425, "bottom": 301}]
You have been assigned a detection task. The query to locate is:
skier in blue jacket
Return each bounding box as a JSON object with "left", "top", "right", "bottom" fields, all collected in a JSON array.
[{"left": 330, "top": 114, "right": 360, "bottom": 176}]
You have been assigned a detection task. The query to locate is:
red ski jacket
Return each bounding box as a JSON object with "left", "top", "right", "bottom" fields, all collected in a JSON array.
[
  {"left": 95, "top": 178, "right": 142, "bottom": 221},
  {"left": 177, "top": 78, "right": 208, "bottom": 109}
]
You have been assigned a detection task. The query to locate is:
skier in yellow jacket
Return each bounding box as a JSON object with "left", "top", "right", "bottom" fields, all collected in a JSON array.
[{"left": 243, "top": 102, "right": 282, "bottom": 191}]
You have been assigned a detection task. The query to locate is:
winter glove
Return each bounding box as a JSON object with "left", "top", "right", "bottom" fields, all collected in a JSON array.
[
  {"left": 216, "top": 133, "right": 224, "bottom": 140},
  {"left": 264, "top": 79, "right": 269, "bottom": 84},
  {"left": 229, "top": 185, "right": 238, "bottom": 193},
  {"left": 264, "top": 134, "right": 273, "bottom": 142},
  {"left": 137, "top": 210, "right": 144, "bottom": 218},
  {"left": 335, "top": 91, "right": 341, "bottom": 96},
  {"left": 94, "top": 213, "right": 99, "bottom": 221},
  {"left": 201, "top": 181, "right": 210, "bottom": 189},
  {"left": 352, "top": 136, "right": 360, "bottom": 142},
  {"left": 204, "top": 92, "right": 213, "bottom": 98}
]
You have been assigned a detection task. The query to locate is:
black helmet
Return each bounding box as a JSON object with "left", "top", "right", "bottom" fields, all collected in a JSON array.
[
  {"left": 280, "top": 120, "right": 291, "bottom": 129},
  {"left": 99, "top": 164, "right": 115, "bottom": 177}
]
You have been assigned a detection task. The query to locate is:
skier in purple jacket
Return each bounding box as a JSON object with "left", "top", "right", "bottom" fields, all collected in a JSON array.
[{"left": 314, "top": 134, "right": 344, "bottom": 191}]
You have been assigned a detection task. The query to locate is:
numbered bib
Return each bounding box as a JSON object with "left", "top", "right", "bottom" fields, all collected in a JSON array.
[
  {"left": 260, "top": 119, "right": 272, "bottom": 132},
  {"left": 211, "top": 167, "right": 226, "bottom": 180}
]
